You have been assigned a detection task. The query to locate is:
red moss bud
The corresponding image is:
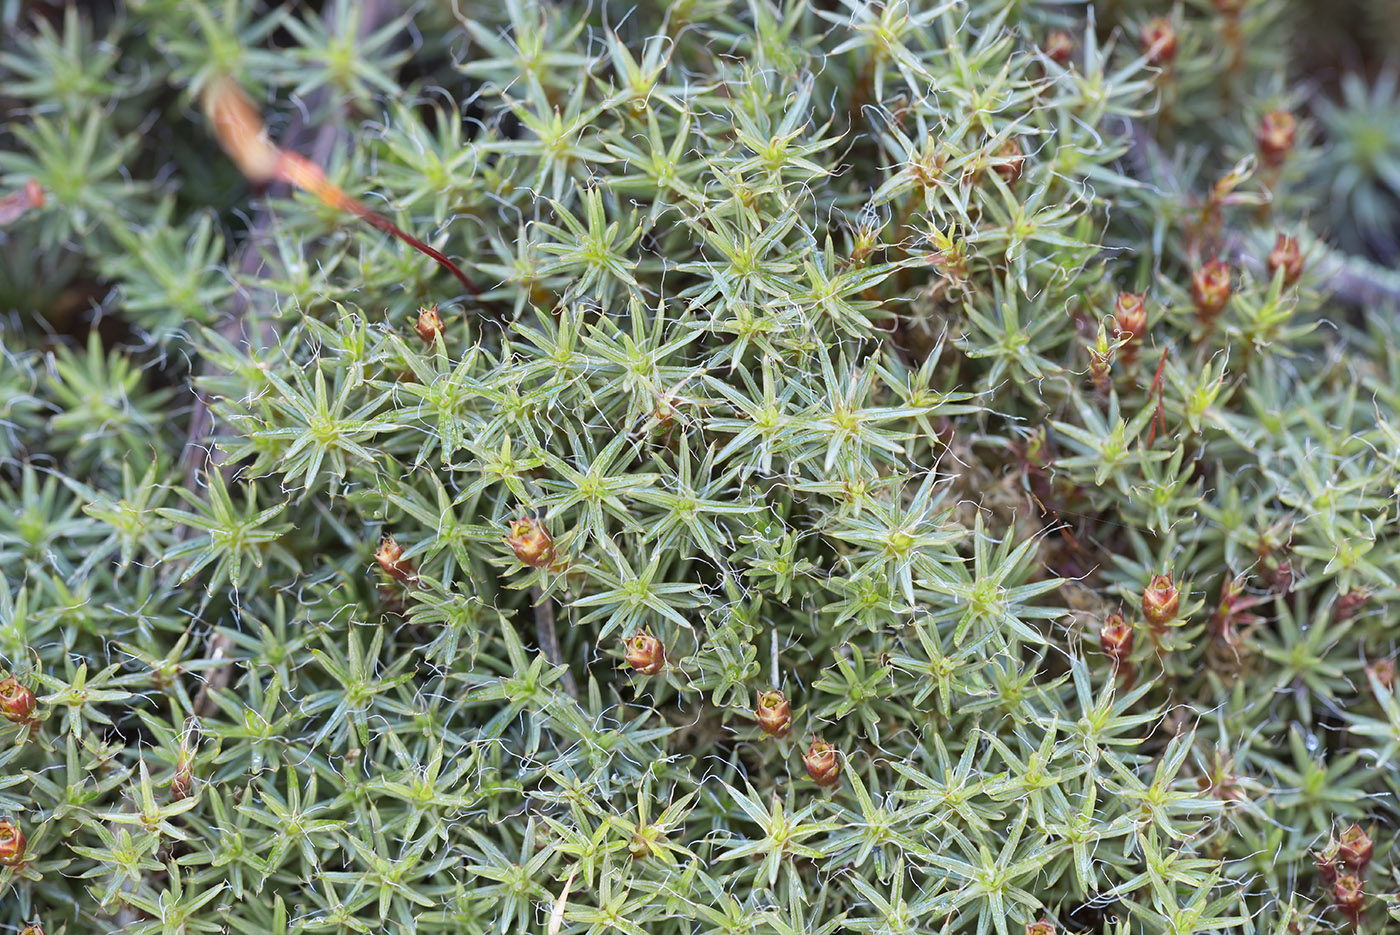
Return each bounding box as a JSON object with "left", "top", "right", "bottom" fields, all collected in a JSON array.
[
  {"left": 1142, "top": 574, "right": 1180, "bottom": 629},
  {"left": 506, "top": 516, "right": 554, "bottom": 568},
  {"left": 1333, "top": 872, "right": 1364, "bottom": 921},
  {"left": 0, "top": 818, "right": 25, "bottom": 866},
  {"left": 0, "top": 677, "right": 36, "bottom": 724},
  {"left": 755, "top": 690, "right": 793, "bottom": 738},
  {"left": 803, "top": 739, "right": 840, "bottom": 788},
  {"left": 1112, "top": 292, "right": 1147, "bottom": 364},
  {"left": 1100, "top": 612, "right": 1135, "bottom": 669},
  {"left": 20, "top": 924, "right": 45, "bottom": 935},
  {"left": 414, "top": 305, "right": 444, "bottom": 345},
  {"left": 1257, "top": 109, "right": 1297, "bottom": 169},
  {"left": 993, "top": 138, "right": 1024, "bottom": 185},
  {"left": 1267, "top": 233, "right": 1303, "bottom": 286},
  {"left": 171, "top": 758, "right": 194, "bottom": 802},
  {"left": 1191, "top": 259, "right": 1232, "bottom": 322},
  {"left": 1338, "top": 824, "right": 1373, "bottom": 873},
  {"left": 1315, "top": 841, "right": 1340, "bottom": 886},
  {"left": 1043, "top": 30, "right": 1074, "bottom": 67},
  {"left": 374, "top": 534, "right": 416, "bottom": 583},
  {"left": 1366, "top": 657, "right": 1396, "bottom": 693},
  {"left": 1026, "top": 922, "right": 1057, "bottom": 935},
  {"left": 624, "top": 631, "right": 666, "bottom": 675},
  {"left": 1333, "top": 589, "right": 1369, "bottom": 623},
  {"left": 1140, "top": 17, "right": 1178, "bottom": 66}
]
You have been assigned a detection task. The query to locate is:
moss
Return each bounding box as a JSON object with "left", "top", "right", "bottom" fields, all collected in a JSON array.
[{"left": 1, "top": 1, "right": 1399, "bottom": 933}]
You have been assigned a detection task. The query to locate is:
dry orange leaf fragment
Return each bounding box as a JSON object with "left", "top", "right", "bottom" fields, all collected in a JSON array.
[
  {"left": 202, "top": 77, "right": 477, "bottom": 294},
  {"left": 0, "top": 179, "right": 44, "bottom": 226}
]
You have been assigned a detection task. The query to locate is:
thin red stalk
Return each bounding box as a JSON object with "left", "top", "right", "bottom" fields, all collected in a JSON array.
[{"left": 350, "top": 204, "right": 479, "bottom": 295}]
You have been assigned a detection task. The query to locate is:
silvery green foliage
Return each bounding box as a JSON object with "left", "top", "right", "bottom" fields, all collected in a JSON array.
[{"left": 1, "top": 1, "right": 1397, "bottom": 933}]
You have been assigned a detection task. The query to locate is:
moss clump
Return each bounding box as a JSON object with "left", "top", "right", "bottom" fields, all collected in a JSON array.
[{"left": 3, "top": 1, "right": 1400, "bottom": 933}]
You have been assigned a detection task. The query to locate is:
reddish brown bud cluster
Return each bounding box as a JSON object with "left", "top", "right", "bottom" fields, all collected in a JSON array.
[
  {"left": 1191, "top": 259, "right": 1232, "bottom": 322},
  {"left": 1257, "top": 109, "right": 1297, "bottom": 169},
  {"left": 1099, "top": 612, "right": 1134, "bottom": 670},
  {"left": 19, "top": 924, "right": 46, "bottom": 935},
  {"left": 1142, "top": 574, "right": 1180, "bottom": 630},
  {"left": 414, "top": 305, "right": 444, "bottom": 345},
  {"left": 755, "top": 690, "right": 793, "bottom": 738},
  {"left": 506, "top": 516, "right": 555, "bottom": 568},
  {"left": 803, "top": 739, "right": 840, "bottom": 788},
  {"left": 0, "top": 677, "right": 36, "bottom": 725},
  {"left": 0, "top": 818, "right": 25, "bottom": 866},
  {"left": 1112, "top": 292, "right": 1147, "bottom": 364},
  {"left": 993, "top": 138, "right": 1024, "bottom": 185},
  {"left": 1140, "top": 17, "right": 1178, "bottom": 67},
  {"left": 1043, "top": 30, "right": 1074, "bottom": 67},
  {"left": 375, "top": 534, "right": 416, "bottom": 583},
  {"left": 1267, "top": 233, "right": 1303, "bottom": 286},
  {"left": 624, "top": 631, "right": 666, "bottom": 675},
  {"left": 1026, "top": 921, "right": 1057, "bottom": 935},
  {"left": 1317, "top": 824, "right": 1376, "bottom": 923}
]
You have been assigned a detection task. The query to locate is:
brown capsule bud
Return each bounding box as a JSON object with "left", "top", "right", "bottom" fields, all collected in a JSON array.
[
  {"left": 1257, "top": 109, "right": 1297, "bottom": 169},
  {"left": 414, "top": 305, "right": 444, "bottom": 345},
  {"left": 993, "top": 138, "right": 1024, "bottom": 185},
  {"left": 1333, "top": 589, "right": 1369, "bottom": 623},
  {"left": 1112, "top": 292, "right": 1147, "bottom": 363},
  {"left": 506, "top": 516, "right": 554, "bottom": 568},
  {"left": 1338, "top": 824, "right": 1374, "bottom": 873},
  {"left": 374, "top": 534, "right": 416, "bottom": 583},
  {"left": 1267, "top": 233, "right": 1303, "bottom": 286},
  {"left": 755, "top": 690, "right": 793, "bottom": 738},
  {"left": 1100, "top": 612, "right": 1135, "bottom": 669},
  {"left": 1315, "top": 841, "right": 1340, "bottom": 886},
  {"left": 803, "top": 739, "right": 840, "bottom": 788},
  {"left": 1044, "top": 30, "right": 1074, "bottom": 67},
  {"left": 1366, "top": 657, "right": 1396, "bottom": 693},
  {"left": 624, "top": 631, "right": 666, "bottom": 675},
  {"left": 1191, "top": 259, "right": 1232, "bottom": 321},
  {"left": 171, "top": 758, "right": 194, "bottom": 802},
  {"left": 1026, "top": 922, "right": 1057, "bottom": 935},
  {"left": 1140, "top": 17, "right": 1178, "bottom": 67},
  {"left": 1209, "top": 577, "right": 1262, "bottom": 654},
  {"left": 1333, "top": 872, "right": 1364, "bottom": 920},
  {"left": 654, "top": 396, "right": 677, "bottom": 431},
  {"left": 20, "top": 924, "right": 45, "bottom": 935},
  {"left": 1142, "top": 574, "right": 1180, "bottom": 629},
  {"left": 0, "top": 677, "right": 36, "bottom": 724},
  {"left": 0, "top": 818, "right": 25, "bottom": 866}
]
